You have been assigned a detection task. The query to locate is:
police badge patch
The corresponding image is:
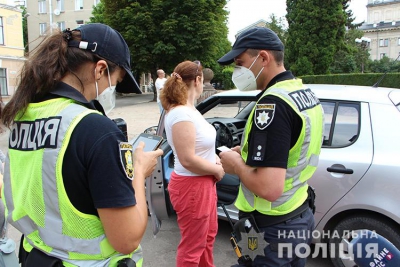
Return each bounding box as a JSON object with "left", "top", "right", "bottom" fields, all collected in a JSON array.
[
  {"left": 119, "top": 142, "right": 134, "bottom": 180},
  {"left": 254, "top": 104, "right": 275, "bottom": 130}
]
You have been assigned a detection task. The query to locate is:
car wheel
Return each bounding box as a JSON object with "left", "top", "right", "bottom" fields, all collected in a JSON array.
[{"left": 328, "top": 215, "right": 400, "bottom": 267}]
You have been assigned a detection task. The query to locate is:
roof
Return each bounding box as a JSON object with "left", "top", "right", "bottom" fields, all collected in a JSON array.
[
  {"left": 360, "top": 20, "right": 400, "bottom": 32},
  {"left": 235, "top": 19, "right": 268, "bottom": 39}
]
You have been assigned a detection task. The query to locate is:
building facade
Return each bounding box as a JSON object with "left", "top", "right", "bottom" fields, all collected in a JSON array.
[
  {"left": 25, "top": 0, "right": 152, "bottom": 93},
  {"left": 0, "top": 2, "right": 24, "bottom": 99},
  {"left": 25, "top": 0, "right": 100, "bottom": 52},
  {"left": 361, "top": 0, "right": 400, "bottom": 60}
]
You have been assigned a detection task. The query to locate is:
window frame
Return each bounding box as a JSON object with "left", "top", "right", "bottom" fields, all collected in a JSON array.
[
  {"left": 379, "top": 38, "right": 389, "bottom": 47},
  {"left": 39, "top": 23, "right": 47, "bottom": 36},
  {"left": 56, "top": 0, "right": 65, "bottom": 11},
  {"left": 321, "top": 100, "right": 361, "bottom": 148},
  {"left": 57, "top": 21, "right": 66, "bottom": 31},
  {"left": 38, "top": 0, "right": 47, "bottom": 14},
  {"left": 0, "top": 68, "right": 8, "bottom": 96},
  {"left": 75, "top": 0, "right": 83, "bottom": 10},
  {"left": 0, "top": 17, "right": 4, "bottom": 45}
]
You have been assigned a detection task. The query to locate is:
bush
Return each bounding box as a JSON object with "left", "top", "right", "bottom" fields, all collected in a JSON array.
[{"left": 300, "top": 73, "right": 400, "bottom": 88}]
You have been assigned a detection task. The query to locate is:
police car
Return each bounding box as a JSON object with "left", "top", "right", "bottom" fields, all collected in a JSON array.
[{"left": 146, "top": 84, "right": 400, "bottom": 267}]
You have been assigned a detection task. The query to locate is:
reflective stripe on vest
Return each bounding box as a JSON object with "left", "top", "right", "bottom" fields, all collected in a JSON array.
[
  {"left": 235, "top": 79, "right": 324, "bottom": 216},
  {"left": 3, "top": 98, "right": 143, "bottom": 266}
]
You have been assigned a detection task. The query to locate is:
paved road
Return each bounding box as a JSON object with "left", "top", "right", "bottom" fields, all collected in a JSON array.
[{"left": 3, "top": 93, "right": 333, "bottom": 266}]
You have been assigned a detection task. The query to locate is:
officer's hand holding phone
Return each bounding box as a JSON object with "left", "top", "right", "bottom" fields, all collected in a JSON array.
[{"left": 133, "top": 142, "right": 163, "bottom": 180}]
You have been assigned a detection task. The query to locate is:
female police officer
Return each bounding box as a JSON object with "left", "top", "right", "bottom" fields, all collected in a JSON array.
[{"left": 0, "top": 23, "right": 163, "bottom": 267}]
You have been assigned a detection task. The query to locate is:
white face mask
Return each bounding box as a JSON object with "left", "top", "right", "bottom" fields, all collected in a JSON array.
[
  {"left": 232, "top": 54, "right": 264, "bottom": 91},
  {"left": 95, "top": 66, "right": 116, "bottom": 115}
]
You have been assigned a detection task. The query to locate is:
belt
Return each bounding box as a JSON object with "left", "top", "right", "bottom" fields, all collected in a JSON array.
[{"left": 239, "top": 200, "right": 310, "bottom": 228}]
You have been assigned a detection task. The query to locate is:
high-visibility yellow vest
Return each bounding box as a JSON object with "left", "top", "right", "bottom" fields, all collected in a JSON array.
[
  {"left": 235, "top": 79, "right": 324, "bottom": 216},
  {"left": 2, "top": 98, "right": 143, "bottom": 267}
]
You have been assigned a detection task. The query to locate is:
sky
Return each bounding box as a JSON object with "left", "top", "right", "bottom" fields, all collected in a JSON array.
[{"left": 226, "top": 0, "right": 368, "bottom": 43}]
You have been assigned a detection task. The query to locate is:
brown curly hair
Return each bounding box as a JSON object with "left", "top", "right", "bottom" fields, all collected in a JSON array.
[{"left": 160, "top": 60, "right": 203, "bottom": 111}]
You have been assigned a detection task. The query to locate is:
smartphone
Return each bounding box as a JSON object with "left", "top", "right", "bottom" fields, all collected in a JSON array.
[{"left": 131, "top": 133, "right": 163, "bottom": 152}]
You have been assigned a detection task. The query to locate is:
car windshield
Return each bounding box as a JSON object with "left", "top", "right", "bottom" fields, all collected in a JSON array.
[{"left": 202, "top": 100, "right": 255, "bottom": 119}]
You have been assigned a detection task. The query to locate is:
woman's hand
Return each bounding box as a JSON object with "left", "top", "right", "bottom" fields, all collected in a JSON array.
[{"left": 214, "top": 164, "right": 225, "bottom": 182}]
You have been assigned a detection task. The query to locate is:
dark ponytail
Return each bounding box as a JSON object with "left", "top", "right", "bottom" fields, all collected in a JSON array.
[{"left": 1, "top": 29, "right": 117, "bottom": 127}]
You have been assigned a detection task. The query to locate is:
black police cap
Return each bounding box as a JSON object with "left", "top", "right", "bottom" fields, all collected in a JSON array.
[
  {"left": 67, "top": 23, "right": 141, "bottom": 94},
  {"left": 218, "top": 27, "right": 284, "bottom": 65}
]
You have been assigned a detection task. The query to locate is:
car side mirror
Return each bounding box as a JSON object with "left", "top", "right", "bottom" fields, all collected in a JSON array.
[{"left": 144, "top": 126, "right": 158, "bottom": 135}]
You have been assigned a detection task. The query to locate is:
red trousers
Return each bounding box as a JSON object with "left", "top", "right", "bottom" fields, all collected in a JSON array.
[{"left": 168, "top": 172, "right": 218, "bottom": 267}]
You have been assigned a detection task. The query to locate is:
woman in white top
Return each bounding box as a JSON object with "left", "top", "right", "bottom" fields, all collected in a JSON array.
[{"left": 160, "top": 60, "right": 225, "bottom": 267}]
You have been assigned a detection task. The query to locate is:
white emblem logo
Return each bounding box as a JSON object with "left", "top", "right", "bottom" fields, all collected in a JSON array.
[{"left": 254, "top": 104, "right": 275, "bottom": 130}]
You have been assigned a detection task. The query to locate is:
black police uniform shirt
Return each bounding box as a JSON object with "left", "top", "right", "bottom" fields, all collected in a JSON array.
[
  {"left": 34, "top": 82, "right": 136, "bottom": 216},
  {"left": 246, "top": 71, "right": 302, "bottom": 168}
]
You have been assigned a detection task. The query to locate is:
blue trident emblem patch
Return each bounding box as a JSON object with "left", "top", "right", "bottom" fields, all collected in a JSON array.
[{"left": 248, "top": 236, "right": 258, "bottom": 251}]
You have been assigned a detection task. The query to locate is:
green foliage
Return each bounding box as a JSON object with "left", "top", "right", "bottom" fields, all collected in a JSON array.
[
  {"left": 329, "top": 50, "right": 357, "bottom": 74},
  {"left": 92, "top": 0, "right": 231, "bottom": 87},
  {"left": 89, "top": 1, "right": 105, "bottom": 24},
  {"left": 209, "top": 65, "right": 234, "bottom": 90},
  {"left": 220, "top": 66, "right": 235, "bottom": 90},
  {"left": 267, "top": 14, "right": 288, "bottom": 45},
  {"left": 300, "top": 73, "right": 400, "bottom": 88},
  {"left": 286, "top": 0, "right": 347, "bottom": 76},
  {"left": 20, "top": 6, "right": 28, "bottom": 55},
  {"left": 368, "top": 56, "right": 400, "bottom": 73}
]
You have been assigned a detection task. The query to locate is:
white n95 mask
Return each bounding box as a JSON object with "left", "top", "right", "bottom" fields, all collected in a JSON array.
[
  {"left": 95, "top": 65, "right": 116, "bottom": 114},
  {"left": 232, "top": 55, "right": 264, "bottom": 91},
  {"left": 97, "top": 85, "right": 116, "bottom": 114}
]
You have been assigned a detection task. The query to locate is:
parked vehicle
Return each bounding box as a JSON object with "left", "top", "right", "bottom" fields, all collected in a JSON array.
[{"left": 146, "top": 84, "right": 400, "bottom": 267}]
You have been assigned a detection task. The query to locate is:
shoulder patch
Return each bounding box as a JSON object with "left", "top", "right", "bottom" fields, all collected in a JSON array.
[
  {"left": 119, "top": 142, "right": 134, "bottom": 180},
  {"left": 254, "top": 104, "right": 275, "bottom": 130}
]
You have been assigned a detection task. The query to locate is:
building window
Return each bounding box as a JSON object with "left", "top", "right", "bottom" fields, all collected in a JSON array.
[
  {"left": 0, "top": 17, "right": 4, "bottom": 45},
  {"left": 94, "top": 0, "right": 100, "bottom": 5},
  {"left": 0, "top": 68, "right": 8, "bottom": 96},
  {"left": 76, "top": 20, "right": 84, "bottom": 28},
  {"left": 57, "top": 0, "right": 65, "bottom": 11},
  {"left": 57, "top": 21, "right": 65, "bottom": 31},
  {"left": 380, "top": 53, "right": 387, "bottom": 59},
  {"left": 39, "top": 23, "right": 47, "bottom": 35},
  {"left": 39, "top": 0, "right": 47, "bottom": 14},
  {"left": 379, "top": 38, "right": 389, "bottom": 47},
  {"left": 75, "top": 0, "right": 83, "bottom": 10}
]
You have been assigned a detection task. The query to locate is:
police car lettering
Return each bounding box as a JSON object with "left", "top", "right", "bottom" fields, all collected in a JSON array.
[
  {"left": 289, "top": 88, "right": 320, "bottom": 112},
  {"left": 9, "top": 117, "right": 61, "bottom": 151}
]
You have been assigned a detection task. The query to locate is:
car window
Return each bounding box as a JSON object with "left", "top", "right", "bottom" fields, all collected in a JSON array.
[
  {"left": 202, "top": 101, "right": 253, "bottom": 119},
  {"left": 321, "top": 101, "right": 360, "bottom": 147}
]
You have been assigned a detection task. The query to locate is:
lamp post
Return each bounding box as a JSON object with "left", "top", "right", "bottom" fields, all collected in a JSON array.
[{"left": 355, "top": 37, "right": 371, "bottom": 73}]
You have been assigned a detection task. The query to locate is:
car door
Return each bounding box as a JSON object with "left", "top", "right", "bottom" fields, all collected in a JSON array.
[{"left": 309, "top": 101, "right": 373, "bottom": 228}]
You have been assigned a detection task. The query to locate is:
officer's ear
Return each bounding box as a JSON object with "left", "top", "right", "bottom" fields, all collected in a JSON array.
[
  {"left": 259, "top": 50, "right": 274, "bottom": 67},
  {"left": 95, "top": 60, "right": 108, "bottom": 78}
]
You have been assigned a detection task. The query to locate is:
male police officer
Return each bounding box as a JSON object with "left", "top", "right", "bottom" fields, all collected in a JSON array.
[{"left": 218, "top": 27, "right": 324, "bottom": 266}]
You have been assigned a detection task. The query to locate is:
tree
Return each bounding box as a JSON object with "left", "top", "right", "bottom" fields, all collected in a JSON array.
[
  {"left": 20, "top": 6, "right": 29, "bottom": 55},
  {"left": 266, "top": 14, "right": 288, "bottom": 45},
  {"left": 285, "top": 0, "right": 347, "bottom": 76},
  {"left": 330, "top": 28, "right": 364, "bottom": 73},
  {"left": 329, "top": 0, "right": 367, "bottom": 74},
  {"left": 92, "top": 0, "right": 231, "bottom": 97},
  {"left": 369, "top": 56, "right": 400, "bottom": 73},
  {"left": 89, "top": 2, "right": 105, "bottom": 24}
]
